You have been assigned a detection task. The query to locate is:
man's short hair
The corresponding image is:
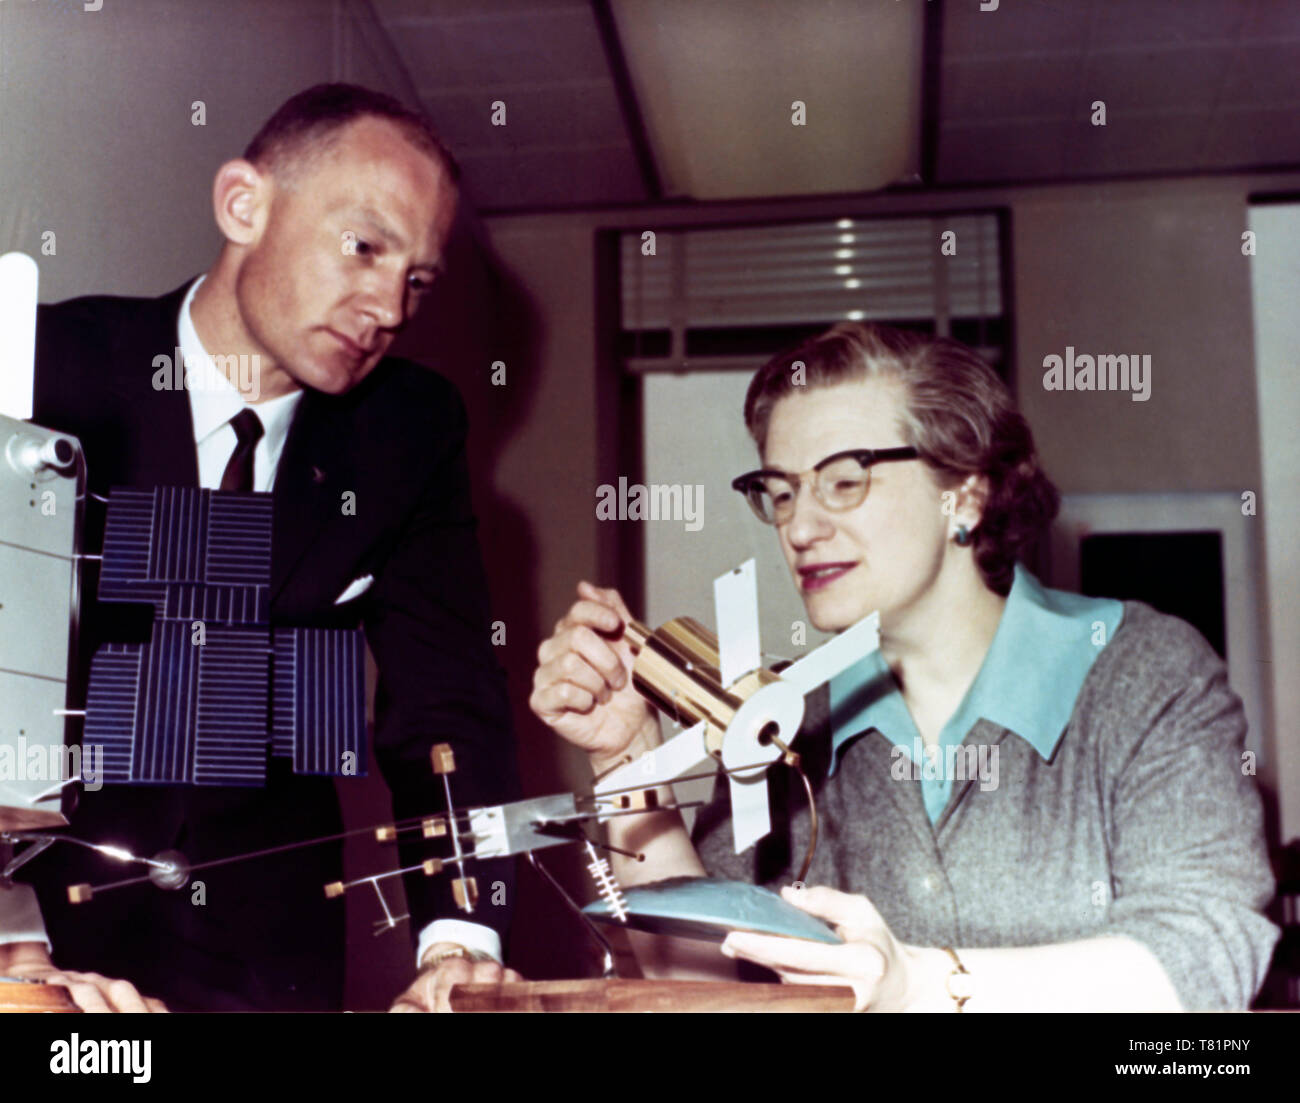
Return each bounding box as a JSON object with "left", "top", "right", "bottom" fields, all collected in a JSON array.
[{"left": 243, "top": 83, "right": 460, "bottom": 184}]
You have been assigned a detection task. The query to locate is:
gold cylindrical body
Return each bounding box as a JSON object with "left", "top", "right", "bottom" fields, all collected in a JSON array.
[{"left": 624, "top": 618, "right": 776, "bottom": 753}]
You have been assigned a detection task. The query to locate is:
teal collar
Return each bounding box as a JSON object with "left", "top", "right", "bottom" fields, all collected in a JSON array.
[{"left": 827, "top": 564, "right": 1124, "bottom": 773}]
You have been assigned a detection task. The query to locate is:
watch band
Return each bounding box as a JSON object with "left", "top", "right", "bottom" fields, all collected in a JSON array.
[
  {"left": 941, "top": 946, "right": 972, "bottom": 1012},
  {"left": 422, "top": 944, "right": 489, "bottom": 971}
]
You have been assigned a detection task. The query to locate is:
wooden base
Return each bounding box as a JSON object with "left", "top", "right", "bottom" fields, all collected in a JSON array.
[
  {"left": 450, "top": 978, "right": 854, "bottom": 1013},
  {"left": 0, "top": 809, "right": 68, "bottom": 831},
  {"left": 0, "top": 978, "right": 80, "bottom": 1013}
]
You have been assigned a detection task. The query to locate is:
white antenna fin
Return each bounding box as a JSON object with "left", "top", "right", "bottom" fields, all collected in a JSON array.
[
  {"left": 714, "top": 559, "right": 761, "bottom": 690},
  {"left": 592, "top": 720, "right": 710, "bottom": 810},
  {"left": 780, "top": 611, "right": 881, "bottom": 696},
  {"left": 728, "top": 770, "right": 772, "bottom": 853}
]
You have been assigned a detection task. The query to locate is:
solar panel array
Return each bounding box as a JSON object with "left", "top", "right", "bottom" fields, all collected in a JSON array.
[
  {"left": 85, "top": 487, "right": 365, "bottom": 786},
  {"left": 274, "top": 628, "right": 367, "bottom": 777},
  {"left": 194, "top": 625, "right": 271, "bottom": 786},
  {"left": 83, "top": 643, "right": 141, "bottom": 782}
]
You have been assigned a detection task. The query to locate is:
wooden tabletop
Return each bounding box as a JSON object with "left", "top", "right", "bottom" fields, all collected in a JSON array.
[{"left": 450, "top": 978, "right": 855, "bottom": 1013}]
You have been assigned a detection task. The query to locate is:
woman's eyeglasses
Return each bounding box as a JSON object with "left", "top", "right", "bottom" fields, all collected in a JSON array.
[{"left": 731, "top": 447, "right": 921, "bottom": 525}]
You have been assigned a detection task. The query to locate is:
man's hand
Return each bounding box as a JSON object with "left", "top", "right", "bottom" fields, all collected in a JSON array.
[
  {"left": 388, "top": 942, "right": 522, "bottom": 1013},
  {"left": 1, "top": 941, "right": 168, "bottom": 1013}
]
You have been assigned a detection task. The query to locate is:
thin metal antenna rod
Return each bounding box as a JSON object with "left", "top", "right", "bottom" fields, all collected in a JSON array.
[
  {"left": 441, "top": 771, "right": 472, "bottom": 910},
  {"left": 527, "top": 851, "right": 618, "bottom": 980}
]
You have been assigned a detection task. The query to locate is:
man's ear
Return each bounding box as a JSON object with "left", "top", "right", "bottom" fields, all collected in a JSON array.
[{"left": 211, "top": 159, "right": 268, "bottom": 247}]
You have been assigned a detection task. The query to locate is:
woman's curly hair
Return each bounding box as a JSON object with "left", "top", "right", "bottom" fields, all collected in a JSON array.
[{"left": 743, "top": 322, "right": 1059, "bottom": 596}]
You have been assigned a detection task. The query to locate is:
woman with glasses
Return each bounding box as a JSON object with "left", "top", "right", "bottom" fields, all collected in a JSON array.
[{"left": 529, "top": 322, "right": 1277, "bottom": 1011}]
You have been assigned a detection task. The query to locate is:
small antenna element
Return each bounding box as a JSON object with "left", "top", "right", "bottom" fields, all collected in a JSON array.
[{"left": 584, "top": 840, "right": 628, "bottom": 923}]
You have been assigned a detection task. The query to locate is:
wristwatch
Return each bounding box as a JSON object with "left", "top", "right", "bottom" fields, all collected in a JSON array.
[
  {"left": 941, "top": 946, "right": 973, "bottom": 1011},
  {"left": 422, "top": 944, "right": 491, "bottom": 970}
]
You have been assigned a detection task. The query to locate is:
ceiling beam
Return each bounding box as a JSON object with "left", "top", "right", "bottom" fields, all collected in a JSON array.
[{"left": 592, "top": 0, "right": 663, "bottom": 201}]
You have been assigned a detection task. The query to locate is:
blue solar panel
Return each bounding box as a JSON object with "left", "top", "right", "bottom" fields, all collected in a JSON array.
[
  {"left": 270, "top": 631, "right": 297, "bottom": 760},
  {"left": 98, "top": 488, "right": 167, "bottom": 608},
  {"left": 99, "top": 488, "right": 271, "bottom": 619},
  {"left": 132, "top": 622, "right": 199, "bottom": 784},
  {"left": 148, "top": 486, "right": 208, "bottom": 583},
  {"left": 277, "top": 628, "right": 367, "bottom": 778},
  {"left": 83, "top": 644, "right": 143, "bottom": 784},
  {"left": 206, "top": 493, "right": 272, "bottom": 587},
  {"left": 85, "top": 626, "right": 274, "bottom": 787},
  {"left": 87, "top": 487, "right": 365, "bottom": 787},
  {"left": 163, "top": 584, "right": 267, "bottom": 625},
  {"left": 194, "top": 627, "right": 270, "bottom": 787}
]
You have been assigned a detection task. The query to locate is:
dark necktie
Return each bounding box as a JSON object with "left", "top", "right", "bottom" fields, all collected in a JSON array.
[{"left": 219, "top": 407, "right": 264, "bottom": 492}]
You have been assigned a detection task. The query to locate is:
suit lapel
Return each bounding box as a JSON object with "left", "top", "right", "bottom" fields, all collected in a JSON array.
[
  {"left": 270, "top": 389, "right": 356, "bottom": 606},
  {"left": 105, "top": 284, "right": 200, "bottom": 489}
]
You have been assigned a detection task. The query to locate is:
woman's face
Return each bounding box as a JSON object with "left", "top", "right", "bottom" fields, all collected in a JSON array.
[{"left": 762, "top": 376, "right": 951, "bottom": 634}]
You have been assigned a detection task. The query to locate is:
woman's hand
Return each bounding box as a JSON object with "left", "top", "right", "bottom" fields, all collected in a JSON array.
[
  {"left": 529, "top": 581, "right": 656, "bottom": 765},
  {"left": 720, "top": 885, "right": 950, "bottom": 1012}
]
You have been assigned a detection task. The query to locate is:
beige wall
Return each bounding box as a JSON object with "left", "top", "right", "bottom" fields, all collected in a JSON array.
[
  {"left": 1014, "top": 179, "right": 1260, "bottom": 494},
  {"left": 0, "top": 0, "right": 418, "bottom": 303},
  {"left": 4, "top": 1, "right": 311, "bottom": 299}
]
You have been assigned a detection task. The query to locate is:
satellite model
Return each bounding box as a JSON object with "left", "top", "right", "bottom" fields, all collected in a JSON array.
[{"left": 330, "top": 559, "right": 880, "bottom": 949}]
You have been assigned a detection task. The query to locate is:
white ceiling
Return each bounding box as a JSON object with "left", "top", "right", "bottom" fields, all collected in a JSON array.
[
  {"left": 370, "top": 0, "right": 646, "bottom": 209},
  {"left": 937, "top": 0, "right": 1300, "bottom": 181},
  {"left": 607, "top": 0, "right": 922, "bottom": 200},
  {"left": 367, "top": 0, "right": 1300, "bottom": 212}
]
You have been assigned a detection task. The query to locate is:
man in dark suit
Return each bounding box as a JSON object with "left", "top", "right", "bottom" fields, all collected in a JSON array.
[{"left": 0, "top": 85, "right": 521, "bottom": 1011}]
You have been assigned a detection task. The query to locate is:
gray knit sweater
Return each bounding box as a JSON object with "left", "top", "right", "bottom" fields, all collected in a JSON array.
[{"left": 692, "top": 600, "right": 1279, "bottom": 1010}]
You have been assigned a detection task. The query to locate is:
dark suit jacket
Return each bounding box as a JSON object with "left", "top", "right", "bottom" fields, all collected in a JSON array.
[{"left": 21, "top": 280, "right": 520, "bottom": 1010}]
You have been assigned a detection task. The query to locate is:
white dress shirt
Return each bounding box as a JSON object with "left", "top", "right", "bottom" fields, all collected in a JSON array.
[
  {"left": 0, "top": 279, "right": 500, "bottom": 973},
  {"left": 179, "top": 276, "right": 302, "bottom": 493}
]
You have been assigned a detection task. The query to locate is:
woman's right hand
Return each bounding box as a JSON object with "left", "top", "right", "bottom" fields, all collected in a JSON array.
[{"left": 529, "top": 581, "right": 656, "bottom": 764}]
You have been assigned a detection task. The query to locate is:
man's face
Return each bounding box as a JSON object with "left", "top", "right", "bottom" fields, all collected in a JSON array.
[{"left": 233, "top": 116, "right": 457, "bottom": 395}]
